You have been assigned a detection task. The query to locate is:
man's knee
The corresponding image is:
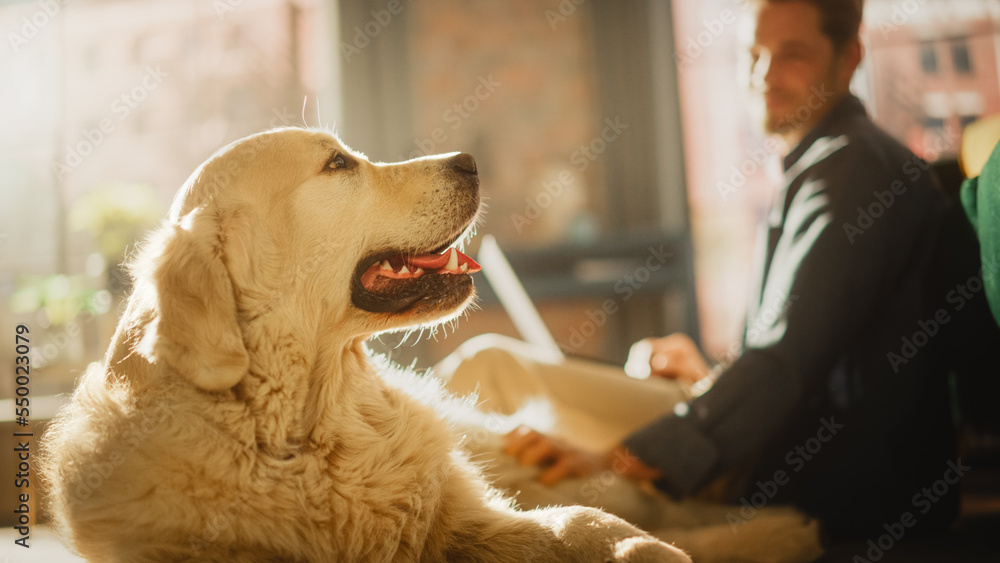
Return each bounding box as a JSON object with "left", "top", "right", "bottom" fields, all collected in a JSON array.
[
  {"left": 436, "top": 333, "right": 526, "bottom": 385},
  {"left": 457, "top": 333, "right": 527, "bottom": 359}
]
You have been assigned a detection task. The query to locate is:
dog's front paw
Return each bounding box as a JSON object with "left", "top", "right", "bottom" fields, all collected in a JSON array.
[{"left": 533, "top": 505, "right": 691, "bottom": 563}]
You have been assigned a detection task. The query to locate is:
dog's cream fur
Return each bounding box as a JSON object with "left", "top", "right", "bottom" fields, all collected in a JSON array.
[{"left": 39, "top": 128, "right": 690, "bottom": 562}]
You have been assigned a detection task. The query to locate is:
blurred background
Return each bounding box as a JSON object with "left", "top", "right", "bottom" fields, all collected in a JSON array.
[
  {"left": 1, "top": 0, "right": 1000, "bottom": 553},
  {"left": 3, "top": 0, "right": 999, "bottom": 392}
]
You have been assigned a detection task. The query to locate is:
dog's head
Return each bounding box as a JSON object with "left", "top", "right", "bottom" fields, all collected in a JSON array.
[{"left": 135, "top": 127, "right": 481, "bottom": 391}]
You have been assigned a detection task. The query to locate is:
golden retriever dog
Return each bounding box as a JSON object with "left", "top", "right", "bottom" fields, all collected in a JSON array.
[{"left": 39, "top": 128, "right": 690, "bottom": 562}]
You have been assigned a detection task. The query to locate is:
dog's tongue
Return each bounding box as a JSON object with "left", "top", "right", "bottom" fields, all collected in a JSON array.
[
  {"left": 408, "top": 248, "right": 479, "bottom": 271},
  {"left": 361, "top": 248, "right": 481, "bottom": 292}
]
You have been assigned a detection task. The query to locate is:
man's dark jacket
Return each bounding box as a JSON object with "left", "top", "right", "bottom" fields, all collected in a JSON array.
[{"left": 625, "top": 95, "right": 960, "bottom": 540}]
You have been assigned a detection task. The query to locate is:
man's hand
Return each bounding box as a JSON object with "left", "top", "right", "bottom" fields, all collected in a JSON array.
[
  {"left": 503, "top": 426, "right": 661, "bottom": 486},
  {"left": 625, "top": 333, "right": 709, "bottom": 384},
  {"left": 503, "top": 426, "right": 604, "bottom": 486}
]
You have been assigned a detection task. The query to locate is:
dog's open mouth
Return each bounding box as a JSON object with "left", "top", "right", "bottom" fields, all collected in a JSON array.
[
  {"left": 360, "top": 247, "right": 481, "bottom": 289},
  {"left": 351, "top": 245, "right": 481, "bottom": 314}
]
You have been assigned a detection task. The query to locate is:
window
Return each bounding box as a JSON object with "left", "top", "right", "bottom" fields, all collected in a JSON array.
[
  {"left": 951, "top": 39, "right": 972, "bottom": 74},
  {"left": 920, "top": 42, "right": 939, "bottom": 74},
  {"left": 864, "top": 4, "right": 1000, "bottom": 161},
  {"left": 0, "top": 0, "right": 328, "bottom": 399},
  {"left": 924, "top": 116, "right": 946, "bottom": 130}
]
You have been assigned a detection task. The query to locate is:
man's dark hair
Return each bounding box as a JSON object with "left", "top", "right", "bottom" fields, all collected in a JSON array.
[{"left": 753, "top": 0, "right": 864, "bottom": 52}]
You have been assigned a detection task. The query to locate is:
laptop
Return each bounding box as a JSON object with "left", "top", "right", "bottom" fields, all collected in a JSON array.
[
  {"left": 476, "top": 235, "right": 666, "bottom": 381},
  {"left": 476, "top": 234, "right": 566, "bottom": 361}
]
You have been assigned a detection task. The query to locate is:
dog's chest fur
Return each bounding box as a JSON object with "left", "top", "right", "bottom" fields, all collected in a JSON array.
[{"left": 58, "top": 344, "right": 458, "bottom": 561}]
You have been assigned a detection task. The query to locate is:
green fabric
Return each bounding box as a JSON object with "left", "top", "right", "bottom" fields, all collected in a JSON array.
[{"left": 960, "top": 138, "right": 1000, "bottom": 325}]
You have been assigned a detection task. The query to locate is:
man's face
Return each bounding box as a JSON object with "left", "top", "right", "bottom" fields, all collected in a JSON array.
[{"left": 742, "top": 1, "right": 851, "bottom": 143}]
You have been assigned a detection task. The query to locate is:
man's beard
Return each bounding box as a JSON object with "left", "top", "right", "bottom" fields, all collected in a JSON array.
[{"left": 754, "top": 66, "right": 841, "bottom": 139}]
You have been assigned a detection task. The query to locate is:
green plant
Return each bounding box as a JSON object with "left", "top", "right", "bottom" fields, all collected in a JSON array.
[
  {"left": 68, "top": 182, "right": 163, "bottom": 261},
  {"left": 9, "top": 274, "right": 108, "bottom": 327}
]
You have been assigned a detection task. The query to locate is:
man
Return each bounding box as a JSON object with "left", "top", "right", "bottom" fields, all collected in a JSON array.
[{"left": 441, "top": 0, "right": 958, "bottom": 542}]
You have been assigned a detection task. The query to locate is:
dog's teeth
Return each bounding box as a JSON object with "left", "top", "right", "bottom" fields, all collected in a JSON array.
[
  {"left": 400, "top": 264, "right": 410, "bottom": 274},
  {"left": 460, "top": 263, "right": 468, "bottom": 273},
  {"left": 414, "top": 267, "right": 424, "bottom": 275},
  {"left": 446, "top": 248, "right": 459, "bottom": 271},
  {"left": 380, "top": 260, "right": 392, "bottom": 271}
]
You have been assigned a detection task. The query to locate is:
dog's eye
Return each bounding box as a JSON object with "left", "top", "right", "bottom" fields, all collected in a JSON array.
[
  {"left": 322, "top": 151, "right": 356, "bottom": 174},
  {"left": 328, "top": 154, "right": 347, "bottom": 170}
]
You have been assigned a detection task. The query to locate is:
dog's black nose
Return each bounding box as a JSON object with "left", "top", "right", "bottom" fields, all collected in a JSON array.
[{"left": 451, "top": 153, "right": 477, "bottom": 175}]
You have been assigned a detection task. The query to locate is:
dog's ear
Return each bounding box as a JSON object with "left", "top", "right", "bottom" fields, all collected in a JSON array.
[{"left": 137, "top": 205, "right": 248, "bottom": 391}]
